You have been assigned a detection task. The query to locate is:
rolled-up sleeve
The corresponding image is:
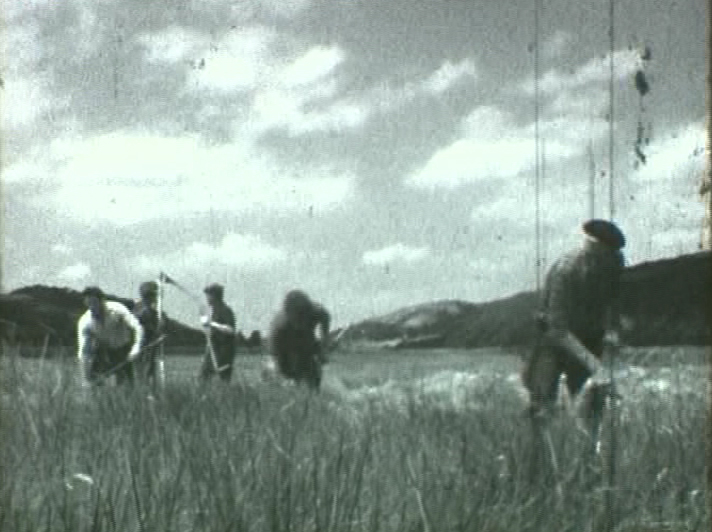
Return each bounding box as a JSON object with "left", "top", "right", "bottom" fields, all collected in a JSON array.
[
  {"left": 119, "top": 305, "right": 144, "bottom": 352},
  {"left": 77, "top": 315, "right": 91, "bottom": 360}
]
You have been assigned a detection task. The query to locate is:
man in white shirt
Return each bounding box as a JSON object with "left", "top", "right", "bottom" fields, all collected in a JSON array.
[{"left": 77, "top": 286, "right": 143, "bottom": 386}]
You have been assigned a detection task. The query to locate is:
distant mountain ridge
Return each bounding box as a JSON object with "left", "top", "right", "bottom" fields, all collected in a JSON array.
[
  {"left": 2, "top": 251, "right": 710, "bottom": 355},
  {"left": 339, "top": 251, "right": 711, "bottom": 348}
]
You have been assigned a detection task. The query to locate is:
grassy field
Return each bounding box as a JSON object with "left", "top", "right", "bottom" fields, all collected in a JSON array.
[{"left": 0, "top": 345, "right": 708, "bottom": 531}]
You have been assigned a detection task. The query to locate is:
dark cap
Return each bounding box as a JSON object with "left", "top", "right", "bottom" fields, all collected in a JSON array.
[
  {"left": 582, "top": 219, "right": 626, "bottom": 250},
  {"left": 204, "top": 283, "right": 224, "bottom": 298},
  {"left": 140, "top": 281, "right": 158, "bottom": 296},
  {"left": 81, "top": 286, "right": 106, "bottom": 299}
]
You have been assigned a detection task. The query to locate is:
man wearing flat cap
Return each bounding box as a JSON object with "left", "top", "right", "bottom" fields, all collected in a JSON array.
[
  {"left": 199, "top": 283, "right": 237, "bottom": 382},
  {"left": 133, "top": 281, "right": 164, "bottom": 390},
  {"left": 522, "top": 219, "right": 626, "bottom": 426}
]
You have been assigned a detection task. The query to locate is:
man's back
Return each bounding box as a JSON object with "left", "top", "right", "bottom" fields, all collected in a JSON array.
[
  {"left": 78, "top": 301, "right": 138, "bottom": 350},
  {"left": 541, "top": 244, "right": 623, "bottom": 353}
]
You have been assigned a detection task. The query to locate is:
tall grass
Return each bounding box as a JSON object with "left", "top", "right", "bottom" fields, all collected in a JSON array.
[{"left": 0, "top": 348, "right": 707, "bottom": 532}]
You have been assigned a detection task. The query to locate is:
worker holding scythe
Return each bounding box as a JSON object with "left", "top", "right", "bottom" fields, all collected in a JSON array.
[
  {"left": 199, "top": 283, "right": 237, "bottom": 383},
  {"left": 132, "top": 281, "right": 166, "bottom": 392},
  {"left": 522, "top": 219, "right": 625, "bottom": 449}
]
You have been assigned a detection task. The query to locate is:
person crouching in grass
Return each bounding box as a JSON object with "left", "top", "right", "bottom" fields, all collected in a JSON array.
[
  {"left": 521, "top": 219, "right": 626, "bottom": 454},
  {"left": 77, "top": 286, "right": 143, "bottom": 387}
]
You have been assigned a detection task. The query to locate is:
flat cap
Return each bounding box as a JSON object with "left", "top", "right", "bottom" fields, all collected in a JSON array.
[
  {"left": 140, "top": 281, "right": 158, "bottom": 296},
  {"left": 582, "top": 219, "right": 626, "bottom": 249},
  {"left": 203, "top": 283, "right": 224, "bottom": 297},
  {"left": 81, "top": 286, "right": 106, "bottom": 299}
]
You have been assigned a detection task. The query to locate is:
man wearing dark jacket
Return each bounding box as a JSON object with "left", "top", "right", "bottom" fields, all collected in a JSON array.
[
  {"left": 267, "top": 290, "right": 331, "bottom": 390},
  {"left": 133, "top": 281, "right": 164, "bottom": 389},
  {"left": 522, "top": 219, "right": 626, "bottom": 421},
  {"left": 199, "top": 283, "right": 236, "bottom": 383}
]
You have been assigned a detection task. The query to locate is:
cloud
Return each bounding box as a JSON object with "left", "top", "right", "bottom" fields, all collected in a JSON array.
[
  {"left": 619, "top": 120, "right": 707, "bottom": 261},
  {"left": 140, "top": 25, "right": 278, "bottom": 94},
  {"left": 58, "top": 262, "right": 91, "bottom": 283},
  {"left": 406, "top": 105, "right": 578, "bottom": 189},
  {"left": 521, "top": 48, "right": 641, "bottom": 95},
  {"left": 6, "top": 130, "right": 355, "bottom": 225},
  {"left": 280, "top": 46, "right": 345, "bottom": 87},
  {"left": 632, "top": 121, "right": 706, "bottom": 183},
  {"left": 1, "top": 20, "right": 69, "bottom": 131},
  {"left": 133, "top": 233, "right": 288, "bottom": 274},
  {"left": 139, "top": 26, "right": 206, "bottom": 64},
  {"left": 251, "top": 86, "right": 368, "bottom": 136},
  {"left": 368, "top": 58, "right": 477, "bottom": 114},
  {"left": 363, "top": 243, "right": 430, "bottom": 266},
  {"left": 408, "top": 45, "right": 646, "bottom": 192},
  {"left": 422, "top": 59, "right": 477, "bottom": 94}
]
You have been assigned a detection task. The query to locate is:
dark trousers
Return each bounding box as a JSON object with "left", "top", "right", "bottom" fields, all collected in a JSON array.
[
  {"left": 135, "top": 344, "right": 160, "bottom": 387},
  {"left": 275, "top": 344, "right": 323, "bottom": 390},
  {"left": 84, "top": 344, "right": 134, "bottom": 385},
  {"left": 521, "top": 335, "right": 603, "bottom": 415},
  {"left": 199, "top": 345, "right": 235, "bottom": 383}
]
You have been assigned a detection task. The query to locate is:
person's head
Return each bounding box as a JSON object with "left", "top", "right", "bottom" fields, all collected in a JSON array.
[
  {"left": 81, "top": 286, "right": 106, "bottom": 317},
  {"left": 204, "top": 283, "right": 224, "bottom": 306},
  {"left": 582, "top": 219, "right": 626, "bottom": 252},
  {"left": 283, "top": 290, "right": 312, "bottom": 320},
  {"left": 139, "top": 281, "right": 158, "bottom": 302}
]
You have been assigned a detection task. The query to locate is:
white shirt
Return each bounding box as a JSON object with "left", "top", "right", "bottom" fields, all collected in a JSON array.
[{"left": 77, "top": 301, "right": 144, "bottom": 359}]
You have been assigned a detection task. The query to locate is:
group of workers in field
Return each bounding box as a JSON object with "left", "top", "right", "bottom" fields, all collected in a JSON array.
[
  {"left": 77, "top": 281, "right": 331, "bottom": 391},
  {"left": 77, "top": 218, "right": 626, "bottom": 434}
]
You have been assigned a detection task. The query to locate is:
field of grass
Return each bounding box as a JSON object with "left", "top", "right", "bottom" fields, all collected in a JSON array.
[{"left": 1, "top": 345, "right": 708, "bottom": 531}]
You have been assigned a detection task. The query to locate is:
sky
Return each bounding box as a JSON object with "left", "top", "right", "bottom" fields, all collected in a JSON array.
[{"left": 2, "top": 0, "right": 708, "bottom": 333}]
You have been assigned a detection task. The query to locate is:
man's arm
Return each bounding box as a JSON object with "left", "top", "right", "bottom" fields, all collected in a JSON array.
[
  {"left": 206, "top": 307, "right": 235, "bottom": 335},
  {"left": 77, "top": 315, "right": 92, "bottom": 360},
  {"left": 117, "top": 304, "right": 144, "bottom": 357},
  {"left": 315, "top": 305, "right": 331, "bottom": 345}
]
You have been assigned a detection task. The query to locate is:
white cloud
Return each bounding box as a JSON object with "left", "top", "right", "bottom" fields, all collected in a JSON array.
[
  {"left": 140, "top": 26, "right": 359, "bottom": 135},
  {"left": 58, "top": 262, "right": 91, "bottom": 283},
  {"left": 1, "top": 22, "right": 69, "bottom": 131},
  {"left": 633, "top": 122, "right": 706, "bottom": 183},
  {"left": 618, "top": 120, "right": 707, "bottom": 261},
  {"left": 363, "top": 244, "right": 429, "bottom": 266},
  {"left": 139, "top": 26, "right": 206, "bottom": 64},
  {"left": 367, "top": 58, "right": 477, "bottom": 115},
  {"left": 408, "top": 138, "right": 537, "bottom": 189},
  {"left": 250, "top": 86, "right": 368, "bottom": 136},
  {"left": 422, "top": 59, "right": 477, "bottom": 94},
  {"left": 139, "top": 25, "right": 278, "bottom": 94},
  {"left": 7, "top": 130, "right": 355, "bottom": 225},
  {"left": 521, "top": 48, "right": 641, "bottom": 95},
  {"left": 409, "top": 46, "right": 648, "bottom": 191},
  {"left": 407, "top": 105, "right": 579, "bottom": 189},
  {"left": 133, "top": 233, "right": 288, "bottom": 274},
  {"left": 281, "top": 46, "right": 345, "bottom": 87}
]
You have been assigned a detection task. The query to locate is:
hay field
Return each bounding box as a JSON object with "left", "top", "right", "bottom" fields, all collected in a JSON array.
[{"left": 1, "top": 346, "right": 708, "bottom": 531}]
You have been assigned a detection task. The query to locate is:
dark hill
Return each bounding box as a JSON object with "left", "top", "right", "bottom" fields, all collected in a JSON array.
[
  {"left": 1, "top": 285, "right": 205, "bottom": 352},
  {"left": 340, "top": 251, "right": 711, "bottom": 348}
]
